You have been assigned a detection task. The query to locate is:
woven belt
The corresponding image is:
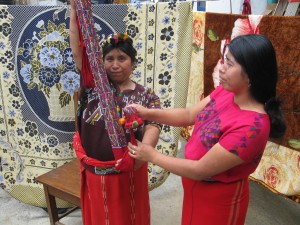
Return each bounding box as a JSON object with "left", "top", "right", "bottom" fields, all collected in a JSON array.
[{"left": 81, "top": 161, "right": 120, "bottom": 175}]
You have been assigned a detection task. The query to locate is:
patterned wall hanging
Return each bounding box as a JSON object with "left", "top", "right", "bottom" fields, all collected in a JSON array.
[{"left": 0, "top": 2, "right": 193, "bottom": 207}]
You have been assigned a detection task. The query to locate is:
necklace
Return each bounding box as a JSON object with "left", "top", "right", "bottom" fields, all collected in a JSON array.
[{"left": 116, "top": 91, "right": 126, "bottom": 125}]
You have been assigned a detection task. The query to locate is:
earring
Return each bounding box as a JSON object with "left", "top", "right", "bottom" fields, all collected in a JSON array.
[{"left": 248, "top": 83, "right": 251, "bottom": 88}]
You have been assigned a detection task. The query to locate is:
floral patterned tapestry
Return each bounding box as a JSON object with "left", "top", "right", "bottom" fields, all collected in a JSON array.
[
  {"left": 181, "top": 11, "right": 205, "bottom": 140},
  {"left": 184, "top": 12, "right": 300, "bottom": 202},
  {"left": 0, "top": 2, "right": 192, "bottom": 207}
]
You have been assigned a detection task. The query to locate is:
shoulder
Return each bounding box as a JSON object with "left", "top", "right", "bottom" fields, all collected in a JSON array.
[
  {"left": 135, "top": 83, "right": 152, "bottom": 93},
  {"left": 222, "top": 112, "right": 270, "bottom": 142},
  {"left": 135, "top": 83, "right": 159, "bottom": 98},
  {"left": 219, "top": 112, "right": 270, "bottom": 161},
  {"left": 228, "top": 111, "right": 270, "bottom": 129},
  {"left": 244, "top": 113, "right": 269, "bottom": 130},
  {"left": 134, "top": 83, "right": 161, "bottom": 109}
]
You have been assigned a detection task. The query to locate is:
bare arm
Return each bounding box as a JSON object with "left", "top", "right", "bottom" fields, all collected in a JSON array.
[
  {"left": 131, "top": 95, "right": 211, "bottom": 127},
  {"left": 142, "top": 124, "right": 160, "bottom": 147},
  {"left": 129, "top": 142, "right": 243, "bottom": 181},
  {"left": 134, "top": 124, "right": 160, "bottom": 170},
  {"left": 69, "top": 0, "right": 82, "bottom": 70}
]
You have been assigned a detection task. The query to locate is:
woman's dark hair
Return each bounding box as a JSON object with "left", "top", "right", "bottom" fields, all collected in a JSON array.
[
  {"left": 227, "top": 34, "right": 286, "bottom": 138},
  {"left": 102, "top": 34, "right": 137, "bottom": 64}
]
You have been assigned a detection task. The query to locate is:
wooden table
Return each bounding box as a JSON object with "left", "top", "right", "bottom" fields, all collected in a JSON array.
[{"left": 37, "top": 159, "right": 81, "bottom": 225}]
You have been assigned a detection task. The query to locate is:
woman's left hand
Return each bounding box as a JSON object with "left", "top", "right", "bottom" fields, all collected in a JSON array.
[{"left": 128, "top": 141, "right": 157, "bottom": 162}]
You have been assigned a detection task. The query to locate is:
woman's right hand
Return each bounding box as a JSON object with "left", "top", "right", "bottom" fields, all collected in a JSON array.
[
  {"left": 125, "top": 104, "right": 149, "bottom": 120},
  {"left": 128, "top": 142, "right": 158, "bottom": 163}
]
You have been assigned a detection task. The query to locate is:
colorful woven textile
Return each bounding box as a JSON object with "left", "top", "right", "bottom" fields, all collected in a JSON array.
[{"left": 75, "top": 0, "right": 127, "bottom": 150}]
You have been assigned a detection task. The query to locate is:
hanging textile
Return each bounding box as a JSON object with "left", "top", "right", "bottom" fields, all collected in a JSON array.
[{"left": 74, "top": 0, "right": 129, "bottom": 161}]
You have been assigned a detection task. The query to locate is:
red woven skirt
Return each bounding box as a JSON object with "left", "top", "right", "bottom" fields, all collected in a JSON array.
[
  {"left": 80, "top": 163, "right": 150, "bottom": 225},
  {"left": 73, "top": 132, "right": 150, "bottom": 225},
  {"left": 181, "top": 177, "right": 249, "bottom": 225}
]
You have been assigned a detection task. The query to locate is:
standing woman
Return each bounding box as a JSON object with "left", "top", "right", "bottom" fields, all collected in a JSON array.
[
  {"left": 128, "top": 34, "right": 286, "bottom": 225},
  {"left": 69, "top": 0, "right": 161, "bottom": 224}
]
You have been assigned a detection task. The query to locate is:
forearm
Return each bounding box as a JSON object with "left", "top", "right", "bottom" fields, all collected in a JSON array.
[
  {"left": 151, "top": 143, "right": 244, "bottom": 181},
  {"left": 138, "top": 96, "right": 210, "bottom": 127},
  {"left": 151, "top": 153, "right": 207, "bottom": 180},
  {"left": 69, "top": 0, "right": 82, "bottom": 70},
  {"left": 144, "top": 108, "right": 194, "bottom": 127},
  {"left": 142, "top": 125, "right": 160, "bottom": 147},
  {"left": 134, "top": 125, "right": 160, "bottom": 170},
  {"left": 130, "top": 138, "right": 244, "bottom": 180}
]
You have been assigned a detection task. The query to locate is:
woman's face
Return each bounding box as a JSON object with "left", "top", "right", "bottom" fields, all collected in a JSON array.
[
  {"left": 219, "top": 50, "right": 249, "bottom": 94},
  {"left": 104, "top": 48, "right": 133, "bottom": 84}
]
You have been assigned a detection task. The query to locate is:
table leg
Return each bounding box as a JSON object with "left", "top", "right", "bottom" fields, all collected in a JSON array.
[{"left": 43, "top": 185, "right": 59, "bottom": 225}]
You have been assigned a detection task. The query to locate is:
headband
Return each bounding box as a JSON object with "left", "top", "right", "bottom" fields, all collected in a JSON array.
[{"left": 106, "top": 33, "right": 129, "bottom": 45}]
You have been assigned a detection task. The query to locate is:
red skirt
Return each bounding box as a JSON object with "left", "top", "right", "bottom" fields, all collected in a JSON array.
[
  {"left": 81, "top": 163, "right": 150, "bottom": 225},
  {"left": 181, "top": 177, "right": 249, "bottom": 225},
  {"left": 73, "top": 132, "right": 150, "bottom": 225}
]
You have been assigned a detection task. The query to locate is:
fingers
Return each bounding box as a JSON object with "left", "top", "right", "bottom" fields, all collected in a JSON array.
[
  {"left": 128, "top": 142, "right": 135, "bottom": 149},
  {"left": 125, "top": 103, "right": 138, "bottom": 109},
  {"left": 131, "top": 145, "right": 137, "bottom": 155},
  {"left": 128, "top": 142, "right": 138, "bottom": 156},
  {"left": 123, "top": 104, "right": 139, "bottom": 115},
  {"left": 129, "top": 149, "right": 136, "bottom": 156}
]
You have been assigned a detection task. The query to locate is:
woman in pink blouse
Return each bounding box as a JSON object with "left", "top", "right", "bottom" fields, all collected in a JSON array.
[{"left": 127, "top": 34, "right": 286, "bottom": 225}]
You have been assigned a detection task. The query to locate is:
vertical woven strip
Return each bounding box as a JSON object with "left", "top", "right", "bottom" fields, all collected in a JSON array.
[{"left": 74, "top": 0, "right": 127, "bottom": 148}]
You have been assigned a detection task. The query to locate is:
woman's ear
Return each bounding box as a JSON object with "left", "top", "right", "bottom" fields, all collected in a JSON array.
[{"left": 247, "top": 78, "right": 251, "bottom": 87}]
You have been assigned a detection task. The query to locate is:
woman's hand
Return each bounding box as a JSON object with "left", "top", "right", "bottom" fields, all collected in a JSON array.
[
  {"left": 128, "top": 141, "right": 157, "bottom": 163},
  {"left": 125, "top": 104, "right": 149, "bottom": 120}
]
